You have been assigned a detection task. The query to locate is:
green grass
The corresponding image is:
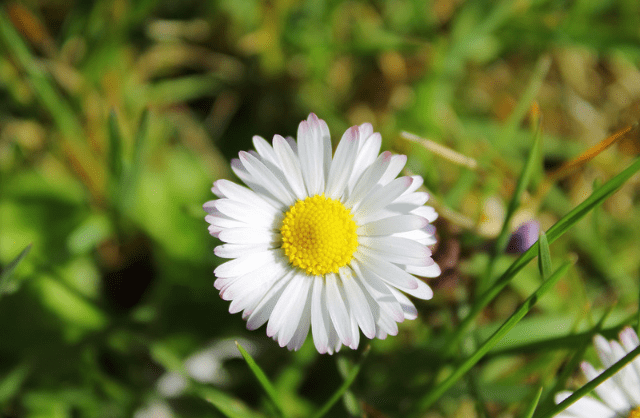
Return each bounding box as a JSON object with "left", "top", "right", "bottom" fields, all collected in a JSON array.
[{"left": 1, "top": 1, "right": 640, "bottom": 417}]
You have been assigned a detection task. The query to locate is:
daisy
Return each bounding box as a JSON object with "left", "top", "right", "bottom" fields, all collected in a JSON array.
[
  {"left": 554, "top": 327, "right": 640, "bottom": 418},
  {"left": 204, "top": 113, "right": 440, "bottom": 354}
]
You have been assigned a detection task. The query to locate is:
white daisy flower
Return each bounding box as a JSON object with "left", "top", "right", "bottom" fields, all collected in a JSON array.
[
  {"left": 554, "top": 327, "right": 640, "bottom": 418},
  {"left": 204, "top": 113, "right": 440, "bottom": 354}
]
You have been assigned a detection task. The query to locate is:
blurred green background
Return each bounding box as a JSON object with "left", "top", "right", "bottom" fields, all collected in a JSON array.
[{"left": 1, "top": 0, "right": 640, "bottom": 417}]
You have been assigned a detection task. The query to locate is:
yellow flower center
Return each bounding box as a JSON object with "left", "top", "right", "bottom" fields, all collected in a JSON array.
[
  {"left": 629, "top": 407, "right": 640, "bottom": 418},
  {"left": 280, "top": 194, "right": 358, "bottom": 276}
]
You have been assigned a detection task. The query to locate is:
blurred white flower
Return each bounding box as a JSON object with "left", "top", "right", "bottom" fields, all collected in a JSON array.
[
  {"left": 134, "top": 400, "right": 175, "bottom": 418},
  {"left": 157, "top": 338, "right": 258, "bottom": 398},
  {"left": 205, "top": 113, "right": 440, "bottom": 353},
  {"left": 555, "top": 327, "right": 640, "bottom": 418}
]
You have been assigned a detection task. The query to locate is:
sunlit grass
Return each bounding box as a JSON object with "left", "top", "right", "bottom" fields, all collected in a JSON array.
[{"left": 1, "top": 1, "right": 640, "bottom": 417}]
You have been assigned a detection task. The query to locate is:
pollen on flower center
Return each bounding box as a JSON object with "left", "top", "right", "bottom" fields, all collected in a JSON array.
[
  {"left": 629, "top": 407, "right": 640, "bottom": 418},
  {"left": 280, "top": 194, "right": 358, "bottom": 276}
]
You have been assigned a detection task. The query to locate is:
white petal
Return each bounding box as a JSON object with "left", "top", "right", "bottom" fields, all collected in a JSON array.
[
  {"left": 286, "top": 289, "right": 312, "bottom": 351},
  {"left": 245, "top": 271, "right": 296, "bottom": 330},
  {"left": 351, "top": 260, "right": 404, "bottom": 323},
  {"left": 214, "top": 243, "right": 273, "bottom": 259},
  {"left": 386, "top": 192, "right": 430, "bottom": 214},
  {"left": 273, "top": 134, "right": 307, "bottom": 200},
  {"left": 311, "top": 277, "right": 341, "bottom": 354},
  {"left": 214, "top": 250, "right": 278, "bottom": 278},
  {"left": 267, "top": 274, "right": 312, "bottom": 347},
  {"left": 239, "top": 151, "right": 295, "bottom": 206},
  {"left": 219, "top": 255, "right": 288, "bottom": 300},
  {"left": 609, "top": 341, "right": 640, "bottom": 404},
  {"left": 213, "top": 179, "right": 265, "bottom": 204},
  {"left": 406, "top": 263, "right": 441, "bottom": 278},
  {"left": 358, "top": 215, "right": 428, "bottom": 236},
  {"left": 348, "top": 131, "right": 381, "bottom": 191},
  {"left": 325, "top": 273, "right": 353, "bottom": 348},
  {"left": 353, "top": 177, "right": 414, "bottom": 223},
  {"left": 325, "top": 126, "right": 359, "bottom": 199},
  {"left": 345, "top": 151, "right": 392, "bottom": 207},
  {"left": 355, "top": 252, "right": 418, "bottom": 291},
  {"left": 412, "top": 205, "right": 438, "bottom": 222},
  {"left": 252, "top": 135, "right": 279, "bottom": 166},
  {"left": 205, "top": 212, "right": 247, "bottom": 231},
  {"left": 340, "top": 267, "right": 376, "bottom": 339},
  {"left": 230, "top": 158, "right": 283, "bottom": 209},
  {"left": 211, "top": 199, "right": 278, "bottom": 228},
  {"left": 217, "top": 227, "right": 275, "bottom": 245},
  {"left": 580, "top": 361, "right": 629, "bottom": 412},
  {"left": 378, "top": 154, "right": 407, "bottom": 186},
  {"left": 297, "top": 114, "right": 331, "bottom": 196},
  {"left": 359, "top": 236, "right": 432, "bottom": 266},
  {"left": 212, "top": 179, "right": 279, "bottom": 213},
  {"left": 229, "top": 284, "right": 268, "bottom": 314},
  {"left": 388, "top": 287, "right": 418, "bottom": 320},
  {"left": 404, "top": 175, "right": 424, "bottom": 194},
  {"left": 310, "top": 277, "right": 330, "bottom": 353},
  {"left": 563, "top": 394, "right": 618, "bottom": 418}
]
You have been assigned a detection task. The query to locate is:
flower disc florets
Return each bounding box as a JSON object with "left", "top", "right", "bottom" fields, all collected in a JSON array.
[{"left": 280, "top": 194, "right": 358, "bottom": 276}]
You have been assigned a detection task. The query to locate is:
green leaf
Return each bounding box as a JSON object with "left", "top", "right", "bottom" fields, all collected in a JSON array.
[
  {"left": 414, "top": 260, "right": 572, "bottom": 414},
  {"left": 235, "top": 341, "right": 285, "bottom": 418},
  {"left": 523, "top": 387, "right": 543, "bottom": 418},
  {"left": 537, "top": 231, "right": 552, "bottom": 280},
  {"left": 444, "top": 154, "right": 640, "bottom": 355},
  {"left": 311, "top": 346, "right": 370, "bottom": 418},
  {"left": 0, "top": 243, "right": 32, "bottom": 297}
]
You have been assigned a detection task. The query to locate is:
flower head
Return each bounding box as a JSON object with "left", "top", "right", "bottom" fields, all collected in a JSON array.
[
  {"left": 204, "top": 113, "right": 440, "bottom": 353},
  {"left": 555, "top": 327, "right": 640, "bottom": 418}
]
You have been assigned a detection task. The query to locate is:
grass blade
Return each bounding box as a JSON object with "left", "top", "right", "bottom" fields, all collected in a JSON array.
[
  {"left": 236, "top": 341, "right": 285, "bottom": 418},
  {"left": 121, "top": 109, "right": 149, "bottom": 211},
  {"left": 414, "top": 260, "right": 572, "bottom": 414},
  {"left": 444, "top": 154, "right": 640, "bottom": 355},
  {"left": 0, "top": 362, "right": 31, "bottom": 404},
  {"left": 198, "top": 385, "right": 266, "bottom": 418},
  {"left": 311, "top": 346, "right": 370, "bottom": 418},
  {"left": 497, "top": 55, "right": 551, "bottom": 148},
  {"left": 481, "top": 114, "right": 543, "bottom": 292},
  {"left": 108, "top": 110, "right": 123, "bottom": 181},
  {"left": 523, "top": 387, "right": 543, "bottom": 418},
  {"left": 0, "top": 244, "right": 32, "bottom": 297},
  {"left": 537, "top": 230, "right": 552, "bottom": 280},
  {"left": 537, "top": 306, "right": 614, "bottom": 413},
  {"left": 534, "top": 343, "right": 640, "bottom": 418}
]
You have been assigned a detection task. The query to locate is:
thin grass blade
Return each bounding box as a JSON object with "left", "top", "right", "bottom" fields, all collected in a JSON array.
[
  {"left": 523, "top": 387, "right": 543, "bottom": 418},
  {"left": 534, "top": 343, "right": 640, "bottom": 418},
  {"left": 497, "top": 55, "right": 551, "bottom": 148},
  {"left": 198, "top": 385, "right": 266, "bottom": 418},
  {"left": 444, "top": 154, "right": 640, "bottom": 355},
  {"left": 481, "top": 114, "right": 543, "bottom": 292},
  {"left": 0, "top": 244, "right": 32, "bottom": 297},
  {"left": 415, "top": 260, "right": 572, "bottom": 414},
  {"left": 311, "top": 346, "right": 370, "bottom": 418},
  {"left": 108, "top": 110, "right": 123, "bottom": 181},
  {"left": 121, "top": 109, "right": 149, "bottom": 211},
  {"left": 537, "top": 231, "right": 551, "bottom": 280},
  {"left": 236, "top": 341, "right": 285, "bottom": 418}
]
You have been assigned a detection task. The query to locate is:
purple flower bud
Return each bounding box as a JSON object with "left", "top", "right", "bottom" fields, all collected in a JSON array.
[{"left": 506, "top": 220, "right": 540, "bottom": 254}]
